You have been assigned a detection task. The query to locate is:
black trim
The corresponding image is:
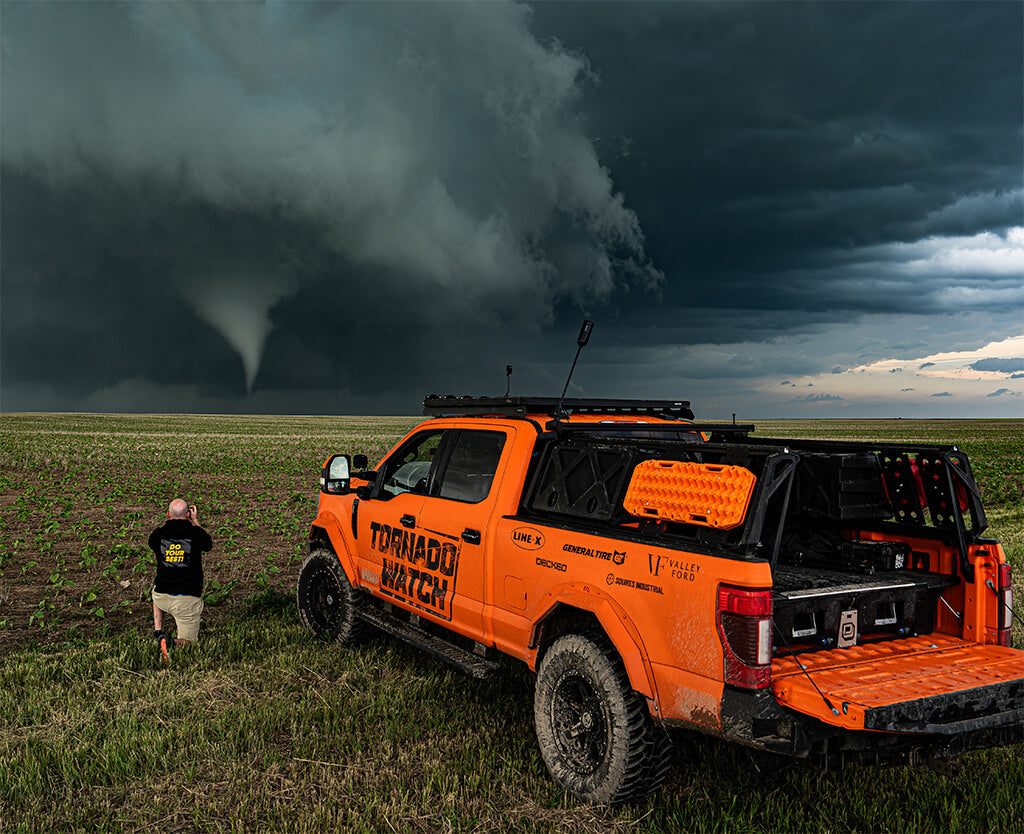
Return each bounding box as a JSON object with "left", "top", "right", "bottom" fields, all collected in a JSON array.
[{"left": 863, "top": 678, "right": 1024, "bottom": 734}]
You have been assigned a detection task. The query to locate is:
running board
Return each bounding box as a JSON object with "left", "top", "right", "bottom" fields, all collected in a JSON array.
[{"left": 358, "top": 605, "right": 501, "bottom": 679}]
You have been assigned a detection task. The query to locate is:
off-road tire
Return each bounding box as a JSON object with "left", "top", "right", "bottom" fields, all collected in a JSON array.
[
  {"left": 534, "top": 632, "right": 664, "bottom": 805},
  {"left": 297, "top": 549, "right": 365, "bottom": 646},
  {"left": 634, "top": 722, "right": 673, "bottom": 801}
]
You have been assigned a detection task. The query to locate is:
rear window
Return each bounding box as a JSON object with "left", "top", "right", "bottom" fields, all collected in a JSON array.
[{"left": 435, "top": 430, "right": 506, "bottom": 503}]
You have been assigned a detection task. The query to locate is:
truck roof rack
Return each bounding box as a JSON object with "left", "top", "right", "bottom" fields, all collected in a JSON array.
[
  {"left": 547, "top": 421, "right": 755, "bottom": 437},
  {"left": 423, "top": 395, "right": 696, "bottom": 421}
]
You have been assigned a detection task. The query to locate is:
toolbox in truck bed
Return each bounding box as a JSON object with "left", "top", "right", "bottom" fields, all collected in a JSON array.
[{"left": 772, "top": 565, "right": 959, "bottom": 650}]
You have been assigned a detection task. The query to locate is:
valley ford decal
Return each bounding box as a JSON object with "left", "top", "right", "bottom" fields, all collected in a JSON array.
[
  {"left": 562, "top": 543, "right": 627, "bottom": 565},
  {"left": 370, "top": 522, "right": 458, "bottom": 621},
  {"left": 511, "top": 526, "right": 546, "bottom": 550}
]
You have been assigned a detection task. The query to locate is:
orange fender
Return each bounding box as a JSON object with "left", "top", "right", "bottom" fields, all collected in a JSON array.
[
  {"left": 530, "top": 583, "right": 658, "bottom": 702},
  {"left": 309, "top": 510, "right": 358, "bottom": 586}
]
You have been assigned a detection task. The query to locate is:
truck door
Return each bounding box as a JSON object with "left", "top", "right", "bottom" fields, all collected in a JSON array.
[
  {"left": 355, "top": 427, "right": 441, "bottom": 606},
  {"left": 410, "top": 427, "right": 510, "bottom": 638}
]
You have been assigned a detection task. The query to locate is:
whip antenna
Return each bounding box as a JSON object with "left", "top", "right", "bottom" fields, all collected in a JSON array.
[{"left": 555, "top": 319, "right": 594, "bottom": 419}]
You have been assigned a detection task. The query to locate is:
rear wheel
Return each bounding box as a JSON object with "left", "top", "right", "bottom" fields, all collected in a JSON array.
[
  {"left": 297, "top": 549, "right": 365, "bottom": 646},
  {"left": 534, "top": 632, "right": 669, "bottom": 805}
]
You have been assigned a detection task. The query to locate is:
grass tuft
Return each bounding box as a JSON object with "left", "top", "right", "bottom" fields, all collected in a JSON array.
[{"left": 2, "top": 600, "right": 1022, "bottom": 833}]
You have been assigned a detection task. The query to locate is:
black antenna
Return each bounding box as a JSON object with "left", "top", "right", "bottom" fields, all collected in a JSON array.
[
  {"left": 555, "top": 320, "right": 594, "bottom": 419},
  {"left": 505, "top": 365, "right": 513, "bottom": 397}
]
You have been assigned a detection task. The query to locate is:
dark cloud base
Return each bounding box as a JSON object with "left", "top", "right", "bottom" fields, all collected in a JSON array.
[{"left": 2, "top": 1, "right": 1021, "bottom": 417}]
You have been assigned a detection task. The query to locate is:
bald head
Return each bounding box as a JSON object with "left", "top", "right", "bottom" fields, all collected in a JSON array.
[{"left": 168, "top": 499, "right": 190, "bottom": 519}]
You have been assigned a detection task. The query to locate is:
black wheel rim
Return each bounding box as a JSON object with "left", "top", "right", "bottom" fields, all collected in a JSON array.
[
  {"left": 550, "top": 671, "right": 609, "bottom": 775},
  {"left": 307, "top": 566, "right": 342, "bottom": 634}
]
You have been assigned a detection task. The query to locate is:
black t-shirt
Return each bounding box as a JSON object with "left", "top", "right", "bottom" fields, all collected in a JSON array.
[{"left": 148, "top": 518, "right": 213, "bottom": 597}]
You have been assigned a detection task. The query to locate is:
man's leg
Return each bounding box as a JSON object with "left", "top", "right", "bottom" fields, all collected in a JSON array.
[
  {"left": 152, "top": 592, "right": 173, "bottom": 663},
  {"left": 168, "top": 595, "right": 204, "bottom": 646}
]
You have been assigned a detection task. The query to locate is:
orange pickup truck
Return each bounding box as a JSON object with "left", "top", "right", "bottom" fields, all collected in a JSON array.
[{"left": 298, "top": 396, "right": 1022, "bottom": 805}]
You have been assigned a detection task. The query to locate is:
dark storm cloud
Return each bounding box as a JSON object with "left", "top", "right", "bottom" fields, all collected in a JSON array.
[
  {"left": 2, "top": 1, "right": 1021, "bottom": 416},
  {"left": 971, "top": 358, "right": 1024, "bottom": 374},
  {"left": 792, "top": 393, "right": 842, "bottom": 404},
  {"left": 530, "top": 1, "right": 1022, "bottom": 322},
  {"left": 2, "top": 1, "right": 658, "bottom": 410}
]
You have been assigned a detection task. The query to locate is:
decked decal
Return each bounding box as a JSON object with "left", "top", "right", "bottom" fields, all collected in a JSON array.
[{"left": 370, "top": 522, "right": 460, "bottom": 620}]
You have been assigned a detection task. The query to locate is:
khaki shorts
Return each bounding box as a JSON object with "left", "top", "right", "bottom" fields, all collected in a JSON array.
[{"left": 152, "top": 591, "right": 204, "bottom": 641}]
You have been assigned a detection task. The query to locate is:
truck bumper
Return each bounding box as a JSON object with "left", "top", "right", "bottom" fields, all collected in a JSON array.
[
  {"left": 669, "top": 636, "right": 1024, "bottom": 770},
  {"left": 702, "top": 685, "right": 1024, "bottom": 771}
]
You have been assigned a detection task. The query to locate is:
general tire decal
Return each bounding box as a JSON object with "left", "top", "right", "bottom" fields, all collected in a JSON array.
[
  {"left": 562, "top": 542, "right": 626, "bottom": 565},
  {"left": 370, "top": 522, "right": 459, "bottom": 620}
]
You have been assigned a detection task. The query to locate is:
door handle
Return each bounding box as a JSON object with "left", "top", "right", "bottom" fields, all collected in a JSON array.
[
  {"left": 461, "top": 528, "right": 481, "bottom": 545},
  {"left": 400, "top": 514, "right": 416, "bottom": 528}
]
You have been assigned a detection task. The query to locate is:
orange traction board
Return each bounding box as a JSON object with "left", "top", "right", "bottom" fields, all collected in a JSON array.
[
  {"left": 622, "top": 460, "right": 757, "bottom": 530},
  {"left": 772, "top": 635, "right": 1024, "bottom": 733}
]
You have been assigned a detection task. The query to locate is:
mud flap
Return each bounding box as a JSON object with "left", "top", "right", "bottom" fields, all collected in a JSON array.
[{"left": 772, "top": 635, "right": 1024, "bottom": 733}]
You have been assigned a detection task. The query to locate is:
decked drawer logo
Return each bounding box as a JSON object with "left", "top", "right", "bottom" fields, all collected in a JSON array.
[{"left": 838, "top": 610, "right": 858, "bottom": 648}]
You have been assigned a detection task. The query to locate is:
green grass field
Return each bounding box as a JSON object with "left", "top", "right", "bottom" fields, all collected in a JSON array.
[{"left": 1, "top": 414, "right": 1021, "bottom": 832}]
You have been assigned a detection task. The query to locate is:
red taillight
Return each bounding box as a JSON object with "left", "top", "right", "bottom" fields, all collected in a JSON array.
[
  {"left": 717, "top": 585, "right": 772, "bottom": 688},
  {"left": 997, "top": 563, "right": 1013, "bottom": 646}
]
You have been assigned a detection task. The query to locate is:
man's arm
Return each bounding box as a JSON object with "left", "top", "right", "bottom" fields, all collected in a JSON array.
[{"left": 188, "top": 507, "right": 213, "bottom": 551}]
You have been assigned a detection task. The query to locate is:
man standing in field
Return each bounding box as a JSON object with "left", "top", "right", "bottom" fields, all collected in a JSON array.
[{"left": 148, "top": 498, "right": 213, "bottom": 662}]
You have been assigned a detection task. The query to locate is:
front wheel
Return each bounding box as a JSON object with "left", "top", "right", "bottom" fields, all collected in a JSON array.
[
  {"left": 534, "top": 632, "right": 669, "bottom": 805},
  {"left": 297, "top": 549, "right": 365, "bottom": 646}
]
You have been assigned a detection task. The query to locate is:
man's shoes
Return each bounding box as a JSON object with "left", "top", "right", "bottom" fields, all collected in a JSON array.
[{"left": 154, "top": 630, "right": 171, "bottom": 664}]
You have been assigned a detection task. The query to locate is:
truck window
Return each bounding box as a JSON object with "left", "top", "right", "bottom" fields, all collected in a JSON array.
[
  {"left": 434, "top": 430, "right": 506, "bottom": 503},
  {"left": 380, "top": 430, "right": 444, "bottom": 497}
]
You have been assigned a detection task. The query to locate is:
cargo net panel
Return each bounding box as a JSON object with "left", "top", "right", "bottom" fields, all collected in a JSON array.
[{"left": 622, "top": 460, "right": 757, "bottom": 530}]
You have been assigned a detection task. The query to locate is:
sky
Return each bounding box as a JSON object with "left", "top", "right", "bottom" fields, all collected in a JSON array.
[{"left": 2, "top": 1, "right": 1022, "bottom": 418}]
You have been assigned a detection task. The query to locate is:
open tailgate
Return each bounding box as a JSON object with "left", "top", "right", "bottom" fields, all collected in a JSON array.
[{"left": 772, "top": 635, "right": 1024, "bottom": 734}]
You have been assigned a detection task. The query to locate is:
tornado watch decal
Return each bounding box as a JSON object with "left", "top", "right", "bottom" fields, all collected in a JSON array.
[{"left": 370, "top": 522, "right": 460, "bottom": 620}]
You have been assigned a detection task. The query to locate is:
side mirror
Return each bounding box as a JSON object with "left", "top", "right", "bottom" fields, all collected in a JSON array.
[
  {"left": 353, "top": 454, "right": 369, "bottom": 470},
  {"left": 320, "top": 454, "right": 351, "bottom": 494}
]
